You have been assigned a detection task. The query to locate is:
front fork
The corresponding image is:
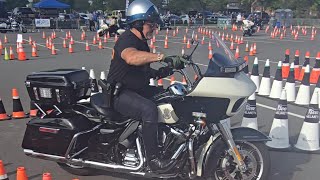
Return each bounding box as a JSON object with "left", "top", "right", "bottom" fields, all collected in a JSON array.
[{"left": 208, "top": 121, "right": 247, "bottom": 172}]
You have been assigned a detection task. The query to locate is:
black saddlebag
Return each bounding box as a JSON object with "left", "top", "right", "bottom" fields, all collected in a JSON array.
[{"left": 22, "top": 113, "right": 97, "bottom": 156}]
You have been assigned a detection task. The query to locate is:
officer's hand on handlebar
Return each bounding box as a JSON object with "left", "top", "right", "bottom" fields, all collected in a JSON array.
[{"left": 162, "top": 55, "right": 187, "bottom": 69}]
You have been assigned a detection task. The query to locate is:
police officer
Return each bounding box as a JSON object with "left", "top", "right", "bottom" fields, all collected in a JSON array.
[{"left": 106, "top": 0, "right": 186, "bottom": 172}]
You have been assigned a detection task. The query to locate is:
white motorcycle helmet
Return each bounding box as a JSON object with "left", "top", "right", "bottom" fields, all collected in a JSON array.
[{"left": 126, "top": 0, "right": 162, "bottom": 39}]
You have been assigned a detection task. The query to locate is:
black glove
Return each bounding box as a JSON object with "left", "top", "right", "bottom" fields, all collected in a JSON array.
[
  {"left": 163, "top": 55, "right": 186, "bottom": 69},
  {"left": 156, "top": 66, "right": 173, "bottom": 79}
]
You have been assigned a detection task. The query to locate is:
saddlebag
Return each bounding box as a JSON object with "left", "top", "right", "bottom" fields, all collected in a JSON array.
[
  {"left": 25, "top": 69, "right": 92, "bottom": 107},
  {"left": 22, "top": 112, "right": 97, "bottom": 156}
]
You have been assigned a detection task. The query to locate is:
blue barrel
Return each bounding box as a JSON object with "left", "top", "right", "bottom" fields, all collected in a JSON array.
[{"left": 276, "top": 21, "right": 281, "bottom": 28}]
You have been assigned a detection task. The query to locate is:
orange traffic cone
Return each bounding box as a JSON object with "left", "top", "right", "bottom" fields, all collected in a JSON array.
[
  {"left": 201, "top": 36, "right": 205, "bottom": 45},
  {"left": 9, "top": 46, "right": 15, "bottom": 60},
  {"left": 51, "top": 43, "right": 57, "bottom": 55},
  {"left": 42, "top": 173, "right": 52, "bottom": 180},
  {"left": 183, "top": 35, "right": 187, "bottom": 43},
  {"left": 0, "top": 98, "right": 10, "bottom": 121},
  {"left": 31, "top": 45, "right": 38, "bottom": 57},
  {"left": 29, "top": 101, "right": 38, "bottom": 117},
  {"left": 70, "top": 36, "right": 74, "bottom": 45},
  {"left": 16, "top": 167, "right": 28, "bottom": 180},
  {"left": 245, "top": 42, "right": 249, "bottom": 52},
  {"left": 164, "top": 39, "right": 168, "bottom": 49},
  {"left": 98, "top": 40, "right": 103, "bottom": 49},
  {"left": 63, "top": 38, "right": 67, "bottom": 48},
  {"left": 230, "top": 41, "right": 234, "bottom": 50},
  {"left": 282, "top": 49, "right": 290, "bottom": 79},
  {"left": 298, "top": 51, "right": 310, "bottom": 81},
  {"left": 4, "top": 35, "right": 7, "bottom": 43},
  {"left": 294, "top": 49, "right": 300, "bottom": 81},
  {"left": 0, "top": 160, "right": 9, "bottom": 179},
  {"left": 170, "top": 76, "right": 175, "bottom": 85},
  {"left": 85, "top": 40, "right": 90, "bottom": 51},
  {"left": 0, "top": 40, "right": 2, "bottom": 50},
  {"left": 42, "top": 31, "right": 46, "bottom": 39},
  {"left": 253, "top": 43, "right": 257, "bottom": 54},
  {"left": 29, "top": 36, "right": 32, "bottom": 45},
  {"left": 249, "top": 45, "right": 254, "bottom": 56},
  {"left": 69, "top": 43, "right": 74, "bottom": 53},
  {"left": 235, "top": 46, "right": 240, "bottom": 59},
  {"left": 93, "top": 36, "right": 96, "bottom": 44},
  {"left": 181, "top": 46, "right": 185, "bottom": 56},
  {"left": 310, "top": 52, "right": 320, "bottom": 84},
  {"left": 208, "top": 41, "right": 212, "bottom": 50},
  {"left": 12, "top": 88, "right": 27, "bottom": 119},
  {"left": 18, "top": 44, "right": 27, "bottom": 61},
  {"left": 208, "top": 49, "right": 213, "bottom": 59},
  {"left": 104, "top": 34, "right": 107, "bottom": 43},
  {"left": 186, "top": 39, "right": 191, "bottom": 49}
]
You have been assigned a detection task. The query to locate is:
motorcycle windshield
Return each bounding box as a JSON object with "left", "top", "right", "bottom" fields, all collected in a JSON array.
[{"left": 203, "top": 33, "right": 246, "bottom": 77}]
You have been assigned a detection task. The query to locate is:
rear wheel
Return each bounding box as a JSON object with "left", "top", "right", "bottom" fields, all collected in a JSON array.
[
  {"left": 57, "top": 162, "right": 96, "bottom": 176},
  {"left": 203, "top": 139, "right": 270, "bottom": 180}
]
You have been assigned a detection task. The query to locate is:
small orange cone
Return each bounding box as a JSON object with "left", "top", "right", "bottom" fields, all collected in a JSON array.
[
  {"left": 18, "top": 44, "right": 27, "bottom": 61},
  {"left": 186, "top": 39, "right": 191, "bottom": 49},
  {"left": 65, "top": 32, "right": 69, "bottom": 39},
  {"left": 183, "top": 35, "right": 186, "bottom": 43},
  {"left": 0, "top": 40, "right": 3, "bottom": 50},
  {"left": 253, "top": 43, "right": 257, "bottom": 54},
  {"left": 93, "top": 36, "right": 96, "bottom": 44},
  {"left": 12, "top": 88, "right": 27, "bottom": 119},
  {"left": 0, "top": 160, "right": 9, "bottom": 179},
  {"left": 294, "top": 49, "right": 300, "bottom": 81},
  {"left": 230, "top": 41, "right": 234, "bottom": 50},
  {"left": 98, "top": 40, "right": 103, "bottom": 49},
  {"left": 235, "top": 46, "right": 240, "bottom": 59},
  {"left": 240, "top": 36, "right": 244, "bottom": 44},
  {"left": 70, "top": 36, "right": 74, "bottom": 45},
  {"left": 164, "top": 39, "right": 168, "bottom": 49},
  {"left": 42, "top": 173, "right": 52, "bottom": 180},
  {"left": 42, "top": 31, "right": 46, "bottom": 39},
  {"left": 85, "top": 41, "right": 90, "bottom": 51},
  {"left": 107, "top": 32, "right": 110, "bottom": 39},
  {"left": 31, "top": 45, "right": 38, "bottom": 57},
  {"left": 181, "top": 46, "right": 185, "bottom": 56},
  {"left": 9, "top": 46, "right": 15, "bottom": 60},
  {"left": 245, "top": 42, "right": 249, "bottom": 52},
  {"left": 51, "top": 43, "right": 57, "bottom": 55},
  {"left": 68, "top": 42, "right": 74, "bottom": 53},
  {"left": 29, "top": 36, "right": 32, "bottom": 45},
  {"left": 16, "top": 167, "right": 28, "bottom": 180},
  {"left": 249, "top": 45, "right": 254, "bottom": 56},
  {"left": 208, "top": 49, "right": 213, "bottom": 59},
  {"left": 208, "top": 41, "right": 212, "bottom": 50},
  {"left": 63, "top": 38, "right": 67, "bottom": 48}
]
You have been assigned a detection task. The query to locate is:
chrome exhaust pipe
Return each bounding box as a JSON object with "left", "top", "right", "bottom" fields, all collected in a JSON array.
[{"left": 24, "top": 138, "right": 144, "bottom": 171}]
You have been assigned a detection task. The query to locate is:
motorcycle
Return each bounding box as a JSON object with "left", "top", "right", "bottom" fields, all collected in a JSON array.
[
  {"left": 21, "top": 34, "right": 271, "bottom": 180},
  {"left": 97, "top": 21, "right": 126, "bottom": 37},
  {"left": 0, "top": 17, "right": 27, "bottom": 33},
  {"left": 242, "top": 19, "right": 257, "bottom": 36}
]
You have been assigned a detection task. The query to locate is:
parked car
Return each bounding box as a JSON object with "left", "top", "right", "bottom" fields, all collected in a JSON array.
[
  {"left": 180, "top": 14, "right": 190, "bottom": 24},
  {"left": 206, "top": 14, "right": 228, "bottom": 24}
]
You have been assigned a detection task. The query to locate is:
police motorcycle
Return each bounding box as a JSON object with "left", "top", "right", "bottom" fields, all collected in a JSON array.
[
  {"left": 22, "top": 33, "right": 271, "bottom": 180},
  {"left": 0, "top": 16, "right": 27, "bottom": 33},
  {"left": 242, "top": 19, "right": 256, "bottom": 36}
]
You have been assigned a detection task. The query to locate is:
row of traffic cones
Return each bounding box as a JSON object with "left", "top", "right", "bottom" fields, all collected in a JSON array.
[{"left": 0, "top": 160, "right": 80, "bottom": 180}]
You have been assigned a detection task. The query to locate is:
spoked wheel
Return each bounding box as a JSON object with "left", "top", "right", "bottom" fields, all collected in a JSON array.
[{"left": 204, "top": 140, "right": 270, "bottom": 180}]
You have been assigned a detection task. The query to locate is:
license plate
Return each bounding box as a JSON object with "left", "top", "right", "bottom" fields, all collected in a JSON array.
[{"left": 39, "top": 88, "right": 52, "bottom": 98}]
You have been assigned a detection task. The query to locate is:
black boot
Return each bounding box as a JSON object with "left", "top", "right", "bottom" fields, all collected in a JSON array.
[{"left": 142, "top": 121, "right": 173, "bottom": 172}]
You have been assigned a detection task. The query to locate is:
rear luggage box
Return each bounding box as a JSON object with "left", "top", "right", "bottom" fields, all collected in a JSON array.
[
  {"left": 22, "top": 113, "right": 97, "bottom": 156},
  {"left": 25, "top": 69, "right": 92, "bottom": 107}
]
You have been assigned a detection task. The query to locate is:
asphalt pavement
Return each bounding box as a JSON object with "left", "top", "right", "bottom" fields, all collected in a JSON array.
[{"left": 0, "top": 26, "right": 320, "bottom": 180}]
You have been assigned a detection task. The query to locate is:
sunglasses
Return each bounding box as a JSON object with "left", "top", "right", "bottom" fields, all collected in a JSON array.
[{"left": 145, "top": 22, "right": 158, "bottom": 29}]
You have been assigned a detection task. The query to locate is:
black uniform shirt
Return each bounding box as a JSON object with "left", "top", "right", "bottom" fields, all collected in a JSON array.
[{"left": 107, "top": 30, "right": 152, "bottom": 90}]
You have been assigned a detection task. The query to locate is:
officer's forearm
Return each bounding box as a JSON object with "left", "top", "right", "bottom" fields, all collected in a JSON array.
[{"left": 122, "top": 48, "right": 163, "bottom": 66}]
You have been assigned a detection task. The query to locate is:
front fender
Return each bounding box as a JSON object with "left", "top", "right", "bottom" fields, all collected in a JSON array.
[{"left": 196, "top": 127, "right": 271, "bottom": 177}]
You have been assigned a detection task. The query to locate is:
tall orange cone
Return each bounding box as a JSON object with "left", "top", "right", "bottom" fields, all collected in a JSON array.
[
  {"left": 294, "top": 50, "right": 300, "bottom": 81},
  {"left": 310, "top": 52, "right": 320, "bottom": 84},
  {"left": 12, "top": 88, "right": 27, "bottom": 119},
  {"left": 298, "top": 51, "right": 310, "bottom": 81},
  {"left": 282, "top": 49, "right": 290, "bottom": 79},
  {"left": 16, "top": 167, "right": 28, "bottom": 180},
  {"left": 85, "top": 40, "right": 90, "bottom": 51},
  {"left": 0, "top": 160, "right": 9, "bottom": 179}
]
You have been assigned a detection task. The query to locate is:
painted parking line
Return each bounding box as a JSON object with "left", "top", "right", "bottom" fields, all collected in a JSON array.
[
  {"left": 58, "top": 37, "right": 114, "bottom": 50},
  {"left": 23, "top": 39, "right": 61, "bottom": 51}
]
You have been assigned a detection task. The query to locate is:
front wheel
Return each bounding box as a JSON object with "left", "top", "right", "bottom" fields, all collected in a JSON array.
[{"left": 203, "top": 139, "right": 270, "bottom": 180}]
